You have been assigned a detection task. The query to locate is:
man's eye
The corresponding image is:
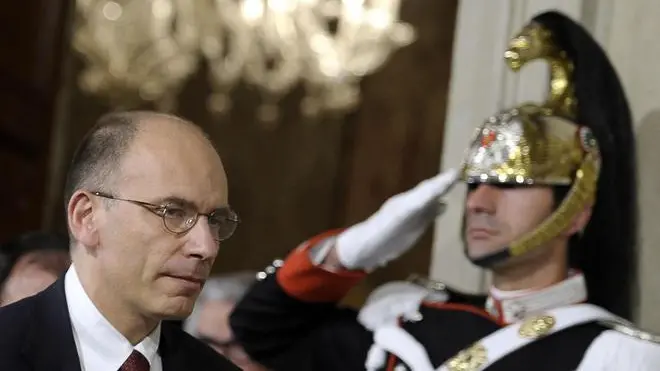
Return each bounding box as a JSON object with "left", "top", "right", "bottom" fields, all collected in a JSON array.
[
  {"left": 163, "top": 206, "right": 187, "bottom": 219},
  {"left": 207, "top": 214, "right": 225, "bottom": 226}
]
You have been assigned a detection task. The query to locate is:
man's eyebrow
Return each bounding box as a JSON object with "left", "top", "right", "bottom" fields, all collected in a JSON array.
[
  {"left": 152, "top": 196, "right": 197, "bottom": 209},
  {"left": 151, "top": 195, "right": 231, "bottom": 212}
]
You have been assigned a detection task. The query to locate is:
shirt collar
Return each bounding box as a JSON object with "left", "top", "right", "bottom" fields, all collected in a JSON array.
[
  {"left": 64, "top": 265, "right": 161, "bottom": 370},
  {"left": 485, "top": 271, "right": 588, "bottom": 324}
]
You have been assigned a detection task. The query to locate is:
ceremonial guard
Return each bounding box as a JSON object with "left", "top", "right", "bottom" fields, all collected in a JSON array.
[{"left": 230, "top": 11, "right": 660, "bottom": 370}]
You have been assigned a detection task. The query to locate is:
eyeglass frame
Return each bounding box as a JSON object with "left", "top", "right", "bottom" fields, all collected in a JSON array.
[{"left": 90, "top": 191, "right": 240, "bottom": 242}]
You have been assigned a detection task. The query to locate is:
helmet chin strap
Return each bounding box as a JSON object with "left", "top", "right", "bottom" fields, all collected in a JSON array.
[
  {"left": 466, "top": 247, "right": 514, "bottom": 268},
  {"left": 463, "top": 155, "right": 598, "bottom": 269}
]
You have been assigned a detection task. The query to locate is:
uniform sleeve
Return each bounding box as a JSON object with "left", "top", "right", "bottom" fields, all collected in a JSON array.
[
  {"left": 576, "top": 329, "right": 660, "bottom": 370},
  {"left": 228, "top": 230, "right": 374, "bottom": 371}
]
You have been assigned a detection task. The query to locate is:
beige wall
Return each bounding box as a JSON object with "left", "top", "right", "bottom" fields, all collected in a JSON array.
[
  {"left": 604, "top": 0, "right": 660, "bottom": 332},
  {"left": 431, "top": 0, "right": 660, "bottom": 330}
]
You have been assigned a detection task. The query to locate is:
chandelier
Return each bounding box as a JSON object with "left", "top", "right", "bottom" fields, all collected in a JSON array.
[{"left": 72, "top": 0, "right": 415, "bottom": 122}]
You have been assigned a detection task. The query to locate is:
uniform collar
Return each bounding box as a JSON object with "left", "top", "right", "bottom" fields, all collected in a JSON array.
[{"left": 485, "top": 272, "right": 587, "bottom": 324}]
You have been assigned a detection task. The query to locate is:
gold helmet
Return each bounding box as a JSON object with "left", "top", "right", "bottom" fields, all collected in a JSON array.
[
  {"left": 461, "top": 19, "right": 600, "bottom": 258},
  {"left": 459, "top": 11, "right": 636, "bottom": 318}
]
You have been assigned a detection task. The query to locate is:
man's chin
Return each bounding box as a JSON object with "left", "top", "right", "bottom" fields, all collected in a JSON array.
[
  {"left": 151, "top": 297, "right": 196, "bottom": 320},
  {"left": 465, "top": 243, "right": 506, "bottom": 261}
]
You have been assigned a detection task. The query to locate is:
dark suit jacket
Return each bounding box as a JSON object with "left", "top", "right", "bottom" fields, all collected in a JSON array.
[{"left": 0, "top": 278, "right": 240, "bottom": 371}]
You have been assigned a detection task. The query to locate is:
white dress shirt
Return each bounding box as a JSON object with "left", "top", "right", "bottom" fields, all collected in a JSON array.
[{"left": 64, "top": 266, "right": 163, "bottom": 371}]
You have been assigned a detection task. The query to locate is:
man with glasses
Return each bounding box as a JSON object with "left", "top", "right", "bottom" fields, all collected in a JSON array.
[{"left": 0, "top": 111, "right": 240, "bottom": 371}]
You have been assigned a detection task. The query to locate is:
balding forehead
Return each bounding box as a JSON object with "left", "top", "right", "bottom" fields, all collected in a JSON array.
[
  {"left": 116, "top": 117, "right": 227, "bottom": 207},
  {"left": 137, "top": 114, "right": 210, "bottom": 140},
  {"left": 128, "top": 122, "right": 220, "bottom": 166}
]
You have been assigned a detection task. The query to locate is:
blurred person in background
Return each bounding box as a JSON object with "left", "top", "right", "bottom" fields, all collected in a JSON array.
[
  {"left": 185, "top": 272, "right": 268, "bottom": 371},
  {"left": 0, "top": 230, "right": 70, "bottom": 306}
]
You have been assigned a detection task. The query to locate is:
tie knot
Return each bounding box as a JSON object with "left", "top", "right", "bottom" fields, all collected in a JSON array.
[{"left": 119, "top": 350, "right": 150, "bottom": 371}]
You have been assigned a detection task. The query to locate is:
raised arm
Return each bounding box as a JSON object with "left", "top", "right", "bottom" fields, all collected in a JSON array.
[
  {"left": 229, "top": 231, "right": 372, "bottom": 371},
  {"left": 230, "top": 170, "right": 458, "bottom": 370}
]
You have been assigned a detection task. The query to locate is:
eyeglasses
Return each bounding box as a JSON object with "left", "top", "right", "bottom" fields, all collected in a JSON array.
[{"left": 91, "top": 191, "right": 240, "bottom": 242}]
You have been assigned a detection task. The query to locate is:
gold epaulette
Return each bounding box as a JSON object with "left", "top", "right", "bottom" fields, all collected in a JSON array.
[{"left": 406, "top": 274, "right": 447, "bottom": 292}]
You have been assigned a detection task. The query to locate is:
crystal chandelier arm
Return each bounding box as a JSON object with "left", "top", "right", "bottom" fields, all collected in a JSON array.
[
  {"left": 243, "top": 2, "right": 303, "bottom": 95},
  {"left": 72, "top": 0, "right": 200, "bottom": 108},
  {"left": 72, "top": 0, "right": 416, "bottom": 119},
  {"left": 202, "top": 0, "right": 252, "bottom": 86}
]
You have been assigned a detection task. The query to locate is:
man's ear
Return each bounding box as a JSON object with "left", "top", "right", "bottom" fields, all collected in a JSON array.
[
  {"left": 563, "top": 204, "right": 593, "bottom": 237},
  {"left": 67, "top": 191, "right": 100, "bottom": 248}
]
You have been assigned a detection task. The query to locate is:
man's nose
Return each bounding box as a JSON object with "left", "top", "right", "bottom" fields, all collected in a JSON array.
[
  {"left": 466, "top": 184, "right": 499, "bottom": 214},
  {"left": 184, "top": 217, "right": 219, "bottom": 260}
]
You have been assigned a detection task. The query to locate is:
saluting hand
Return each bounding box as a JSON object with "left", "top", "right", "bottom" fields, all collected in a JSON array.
[{"left": 329, "top": 169, "right": 459, "bottom": 271}]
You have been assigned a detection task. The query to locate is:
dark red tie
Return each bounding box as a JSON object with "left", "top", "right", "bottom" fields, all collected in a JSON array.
[{"left": 119, "top": 350, "right": 150, "bottom": 371}]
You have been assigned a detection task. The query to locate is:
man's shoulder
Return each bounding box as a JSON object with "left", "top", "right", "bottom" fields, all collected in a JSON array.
[
  {"left": 0, "top": 295, "right": 40, "bottom": 368},
  {"left": 577, "top": 323, "right": 660, "bottom": 370},
  {"left": 357, "top": 276, "right": 487, "bottom": 330},
  {"left": 162, "top": 322, "right": 240, "bottom": 370},
  {"left": 0, "top": 294, "right": 39, "bottom": 335}
]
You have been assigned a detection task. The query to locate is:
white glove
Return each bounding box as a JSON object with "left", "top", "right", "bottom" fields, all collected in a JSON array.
[{"left": 335, "top": 169, "right": 459, "bottom": 270}]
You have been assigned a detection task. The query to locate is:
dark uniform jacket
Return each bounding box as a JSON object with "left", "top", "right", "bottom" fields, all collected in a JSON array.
[{"left": 230, "top": 232, "right": 660, "bottom": 371}]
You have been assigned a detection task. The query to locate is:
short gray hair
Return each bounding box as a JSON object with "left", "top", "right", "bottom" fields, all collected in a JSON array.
[{"left": 183, "top": 271, "right": 257, "bottom": 336}]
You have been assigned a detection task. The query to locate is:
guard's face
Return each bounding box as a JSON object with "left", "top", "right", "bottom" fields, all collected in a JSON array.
[{"left": 463, "top": 183, "right": 554, "bottom": 260}]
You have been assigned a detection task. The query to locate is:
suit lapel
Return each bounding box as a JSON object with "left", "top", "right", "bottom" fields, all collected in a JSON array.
[
  {"left": 159, "top": 321, "right": 188, "bottom": 371},
  {"left": 22, "top": 277, "right": 82, "bottom": 371}
]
